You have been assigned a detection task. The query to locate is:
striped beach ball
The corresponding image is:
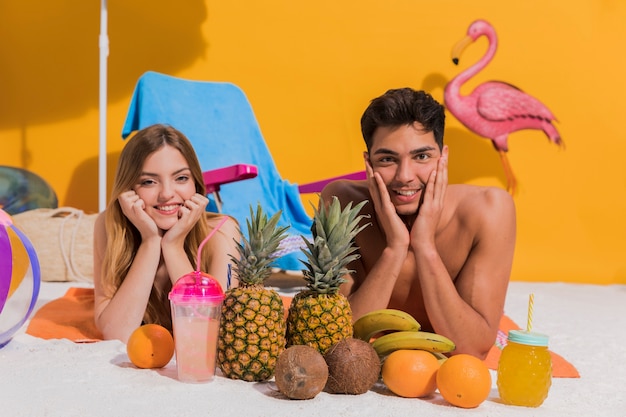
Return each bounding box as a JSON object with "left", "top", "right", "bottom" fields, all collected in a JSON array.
[{"left": 0, "top": 208, "right": 40, "bottom": 348}]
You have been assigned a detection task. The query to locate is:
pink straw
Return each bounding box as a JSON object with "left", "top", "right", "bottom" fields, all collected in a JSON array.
[{"left": 195, "top": 216, "right": 229, "bottom": 272}]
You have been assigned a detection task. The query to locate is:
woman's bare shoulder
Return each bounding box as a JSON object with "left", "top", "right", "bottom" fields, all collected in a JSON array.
[
  {"left": 204, "top": 213, "right": 240, "bottom": 236},
  {"left": 95, "top": 210, "right": 106, "bottom": 223},
  {"left": 93, "top": 211, "right": 108, "bottom": 271},
  {"left": 93, "top": 211, "right": 107, "bottom": 240}
]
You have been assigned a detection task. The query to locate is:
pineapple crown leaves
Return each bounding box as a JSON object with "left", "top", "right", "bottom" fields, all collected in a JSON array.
[
  {"left": 300, "top": 196, "right": 370, "bottom": 294},
  {"left": 229, "top": 203, "right": 290, "bottom": 285}
]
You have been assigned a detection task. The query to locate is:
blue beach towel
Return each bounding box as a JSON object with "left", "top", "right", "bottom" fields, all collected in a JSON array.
[{"left": 122, "top": 71, "right": 312, "bottom": 271}]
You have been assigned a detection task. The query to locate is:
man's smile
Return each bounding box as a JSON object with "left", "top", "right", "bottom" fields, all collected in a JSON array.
[{"left": 394, "top": 189, "right": 418, "bottom": 196}]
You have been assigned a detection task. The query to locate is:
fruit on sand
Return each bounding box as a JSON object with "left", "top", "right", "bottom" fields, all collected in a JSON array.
[
  {"left": 274, "top": 345, "right": 329, "bottom": 400},
  {"left": 286, "top": 197, "right": 369, "bottom": 354},
  {"left": 218, "top": 204, "right": 289, "bottom": 382},
  {"left": 381, "top": 349, "right": 440, "bottom": 398},
  {"left": 352, "top": 308, "right": 421, "bottom": 342},
  {"left": 127, "top": 324, "right": 175, "bottom": 369},
  {"left": 372, "top": 330, "right": 456, "bottom": 357},
  {"left": 324, "top": 338, "right": 381, "bottom": 394},
  {"left": 437, "top": 353, "right": 492, "bottom": 408}
]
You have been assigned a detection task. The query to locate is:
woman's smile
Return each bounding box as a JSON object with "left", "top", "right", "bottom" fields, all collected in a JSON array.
[{"left": 154, "top": 204, "right": 182, "bottom": 215}]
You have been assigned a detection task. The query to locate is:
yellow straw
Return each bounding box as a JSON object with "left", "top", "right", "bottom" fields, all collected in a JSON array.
[{"left": 526, "top": 293, "right": 534, "bottom": 332}]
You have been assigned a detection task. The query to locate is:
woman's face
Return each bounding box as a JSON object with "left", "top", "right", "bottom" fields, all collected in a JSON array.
[{"left": 133, "top": 145, "right": 197, "bottom": 230}]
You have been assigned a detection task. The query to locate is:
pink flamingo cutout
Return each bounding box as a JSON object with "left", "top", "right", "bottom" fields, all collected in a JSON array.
[{"left": 444, "top": 19, "right": 563, "bottom": 194}]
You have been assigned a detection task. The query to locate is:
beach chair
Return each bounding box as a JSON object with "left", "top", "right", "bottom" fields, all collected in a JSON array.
[{"left": 121, "top": 71, "right": 364, "bottom": 271}]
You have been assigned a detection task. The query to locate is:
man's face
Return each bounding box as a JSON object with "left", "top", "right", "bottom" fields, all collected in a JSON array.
[{"left": 366, "top": 123, "right": 442, "bottom": 216}]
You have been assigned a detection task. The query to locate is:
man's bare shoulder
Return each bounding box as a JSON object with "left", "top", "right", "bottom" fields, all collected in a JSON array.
[
  {"left": 447, "top": 184, "right": 516, "bottom": 225},
  {"left": 321, "top": 179, "right": 370, "bottom": 205}
]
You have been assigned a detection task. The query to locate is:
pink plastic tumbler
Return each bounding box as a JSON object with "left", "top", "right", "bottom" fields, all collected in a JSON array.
[{"left": 169, "top": 271, "right": 224, "bottom": 383}]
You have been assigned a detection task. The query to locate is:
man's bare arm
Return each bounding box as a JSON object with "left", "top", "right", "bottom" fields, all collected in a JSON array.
[
  {"left": 321, "top": 179, "right": 407, "bottom": 321},
  {"left": 415, "top": 187, "right": 516, "bottom": 358}
]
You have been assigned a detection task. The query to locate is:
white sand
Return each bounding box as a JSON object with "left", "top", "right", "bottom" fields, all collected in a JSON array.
[{"left": 1, "top": 281, "right": 625, "bottom": 417}]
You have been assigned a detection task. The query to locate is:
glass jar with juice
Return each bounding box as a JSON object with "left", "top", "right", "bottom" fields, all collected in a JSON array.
[{"left": 497, "top": 330, "right": 552, "bottom": 407}]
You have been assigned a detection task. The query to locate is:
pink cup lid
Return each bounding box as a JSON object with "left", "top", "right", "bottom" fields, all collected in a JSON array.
[{"left": 169, "top": 270, "right": 225, "bottom": 304}]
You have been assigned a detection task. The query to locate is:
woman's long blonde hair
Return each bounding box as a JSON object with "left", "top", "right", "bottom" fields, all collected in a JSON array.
[{"left": 101, "top": 124, "right": 219, "bottom": 330}]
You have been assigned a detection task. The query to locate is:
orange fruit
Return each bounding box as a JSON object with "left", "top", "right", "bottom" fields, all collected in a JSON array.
[
  {"left": 127, "top": 324, "right": 175, "bottom": 369},
  {"left": 436, "top": 353, "right": 492, "bottom": 408},
  {"left": 381, "top": 349, "right": 440, "bottom": 398}
]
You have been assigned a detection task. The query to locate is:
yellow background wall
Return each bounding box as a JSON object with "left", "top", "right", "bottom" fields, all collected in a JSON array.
[{"left": 1, "top": 1, "right": 625, "bottom": 284}]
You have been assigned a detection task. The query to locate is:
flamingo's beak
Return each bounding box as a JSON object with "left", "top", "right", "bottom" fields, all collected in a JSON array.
[{"left": 451, "top": 35, "right": 473, "bottom": 65}]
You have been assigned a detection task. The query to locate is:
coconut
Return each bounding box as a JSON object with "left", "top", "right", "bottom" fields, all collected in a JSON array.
[
  {"left": 324, "top": 337, "right": 381, "bottom": 394},
  {"left": 274, "top": 345, "right": 329, "bottom": 400}
]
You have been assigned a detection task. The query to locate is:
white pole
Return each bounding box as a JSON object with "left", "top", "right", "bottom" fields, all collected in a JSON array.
[{"left": 98, "top": 0, "right": 109, "bottom": 212}]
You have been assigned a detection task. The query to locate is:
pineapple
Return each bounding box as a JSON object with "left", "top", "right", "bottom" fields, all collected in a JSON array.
[
  {"left": 217, "top": 204, "right": 289, "bottom": 381},
  {"left": 286, "top": 196, "right": 369, "bottom": 355}
]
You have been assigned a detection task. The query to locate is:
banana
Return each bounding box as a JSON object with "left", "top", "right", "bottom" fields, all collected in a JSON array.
[
  {"left": 352, "top": 309, "right": 421, "bottom": 342},
  {"left": 371, "top": 330, "right": 456, "bottom": 357}
]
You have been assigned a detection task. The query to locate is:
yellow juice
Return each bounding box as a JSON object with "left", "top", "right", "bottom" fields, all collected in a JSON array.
[
  {"left": 497, "top": 330, "right": 552, "bottom": 407},
  {"left": 173, "top": 316, "right": 220, "bottom": 383}
]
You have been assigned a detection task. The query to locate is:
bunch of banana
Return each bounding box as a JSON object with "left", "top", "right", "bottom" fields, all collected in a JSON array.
[
  {"left": 371, "top": 330, "right": 456, "bottom": 357},
  {"left": 353, "top": 309, "right": 456, "bottom": 359},
  {"left": 353, "top": 309, "right": 422, "bottom": 342}
]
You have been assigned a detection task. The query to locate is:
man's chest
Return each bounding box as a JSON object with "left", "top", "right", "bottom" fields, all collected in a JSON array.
[{"left": 358, "top": 226, "right": 474, "bottom": 282}]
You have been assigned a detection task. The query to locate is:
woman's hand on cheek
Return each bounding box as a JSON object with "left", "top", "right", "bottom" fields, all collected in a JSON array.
[
  {"left": 165, "top": 193, "right": 209, "bottom": 243},
  {"left": 179, "top": 193, "right": 208, "bottom": 224},
  {"left": 118, "top": 190, "right": 159, "bottom": 239}
]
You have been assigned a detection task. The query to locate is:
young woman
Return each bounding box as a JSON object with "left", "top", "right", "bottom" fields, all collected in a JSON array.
[{"left": 93, "top": 124, "right": 240, "bottom": 343}]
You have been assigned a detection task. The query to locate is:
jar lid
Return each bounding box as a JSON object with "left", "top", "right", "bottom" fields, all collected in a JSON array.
[
  {"left": 508, "top": 329, "right": 549, "bottom": 346},
  {"left": 169, "top": 270, "right": 225, "bottom": 304}
]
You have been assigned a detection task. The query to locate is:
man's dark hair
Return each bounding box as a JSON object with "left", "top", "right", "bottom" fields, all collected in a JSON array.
[{"left": 360, "top": 88, "right": 445, "bottom": 151}]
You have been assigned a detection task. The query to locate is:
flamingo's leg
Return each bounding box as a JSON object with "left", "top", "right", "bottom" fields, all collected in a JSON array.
[{"left": 498, "top": 150, "right": 517, "bottom": 195}]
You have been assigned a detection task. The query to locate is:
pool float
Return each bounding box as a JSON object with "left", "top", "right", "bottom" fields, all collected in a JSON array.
[{"left": 0, "top": 166, "right": 58, "bottom": 215}]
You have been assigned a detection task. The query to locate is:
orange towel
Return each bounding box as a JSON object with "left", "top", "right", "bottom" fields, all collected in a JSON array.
[
  {"left": 26, "top": 287, "right": 103, "bottom": 343},
  {"left": 26, "top": 288, "right": 579, "bottom": 378}
]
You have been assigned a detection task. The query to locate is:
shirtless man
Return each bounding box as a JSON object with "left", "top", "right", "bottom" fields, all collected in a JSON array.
[{"left": 321, "top": 88, "right": 516, "bottom": 358}]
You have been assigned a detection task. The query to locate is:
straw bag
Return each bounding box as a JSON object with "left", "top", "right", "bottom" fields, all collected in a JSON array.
[{"left": 12, "top": 207, "right": 97, "bottom": 282}]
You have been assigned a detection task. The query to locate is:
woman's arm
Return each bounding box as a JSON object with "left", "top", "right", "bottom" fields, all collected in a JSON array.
[{"left": 93, "top": 212, "right": 162, "bottom": 343}]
